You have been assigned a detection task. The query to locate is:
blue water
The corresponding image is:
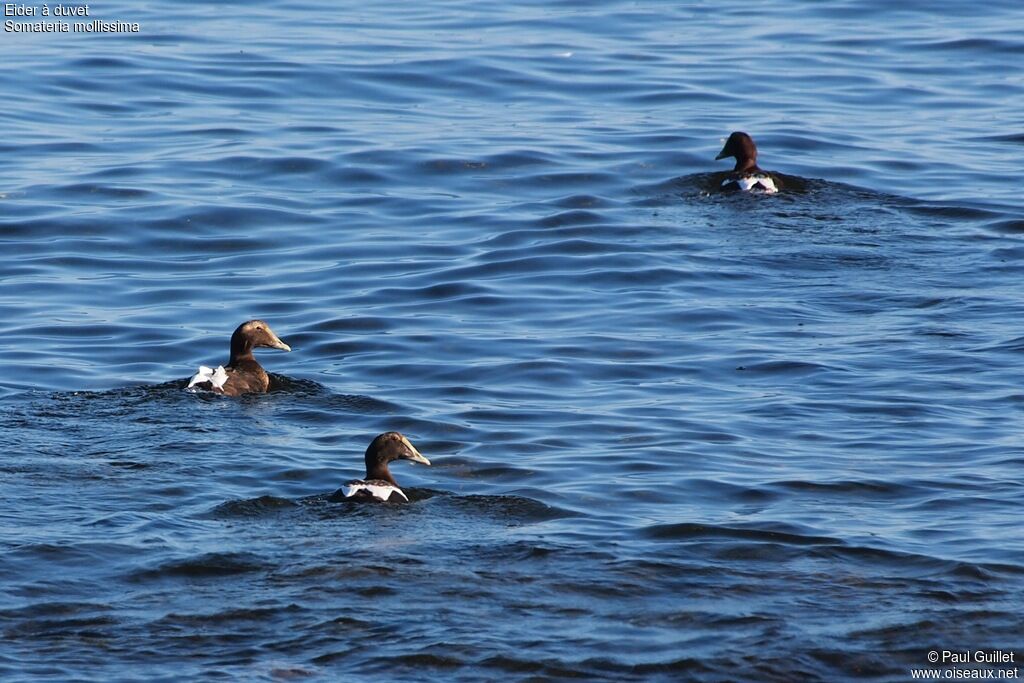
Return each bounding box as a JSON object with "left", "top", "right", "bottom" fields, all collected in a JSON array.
[{"left": 2, "top": 1, "right": 1023, "bottom": 680}]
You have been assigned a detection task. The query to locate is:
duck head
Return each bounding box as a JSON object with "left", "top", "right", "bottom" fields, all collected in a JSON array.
[
  {"left": 716, "top": 131, "right": 760, "bottom": 173},
  {"left": 364, "top": 432, "right": 430, "bottom": 485},
  {"left": 229, "top": 319, "right": 291, "bottom": 362}
]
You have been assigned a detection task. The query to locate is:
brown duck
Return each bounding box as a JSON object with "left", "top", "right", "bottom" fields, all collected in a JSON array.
[
  {"left": 333, "top": 432, "right": 431, "bottom": 503},
  {"left": 187, "top": 320, "right": 291, "bottom": 396},
  {"left": 715, "top": 131, "right": 781, "bottom": 194}
]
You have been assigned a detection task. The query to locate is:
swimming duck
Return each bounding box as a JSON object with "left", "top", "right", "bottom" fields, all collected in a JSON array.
[
  {"left": 715, "top": 131, "right": 780, "bottom": 194},
  {"left": 187, "top": 320, "right": 291, "bottom": 396},
  {"left": 333, "top": 432, "right": 431, "bottom": 503}
]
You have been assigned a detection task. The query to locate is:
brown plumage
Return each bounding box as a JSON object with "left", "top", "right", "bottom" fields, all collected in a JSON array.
[
  {"left": 716, "top": 131, "right": 762, "bottom": 173},
  {"left": 187, "top": 320, "right": 291, "bottom": 396},
  {"left": 332, "top": 432, "right": 431, "bottom": 503},
  {"left": 714, "top": 131, "right": 782, "bottom": 193}
]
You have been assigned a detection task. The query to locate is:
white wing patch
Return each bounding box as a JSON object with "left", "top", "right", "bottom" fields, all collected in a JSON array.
[
  {"left": 733, "top": 174, "right": 778, "bottom": 194},
  {"left": 187, "top": 365, "right": 228, "bottom": 390},
  {"left": 342, "top": 481, "right": 408, "bottom": 502}
]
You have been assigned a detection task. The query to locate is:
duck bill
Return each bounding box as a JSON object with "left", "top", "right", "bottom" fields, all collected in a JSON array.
[
  {"left": 400, "top": 436, "right": 431, "bottom": 466},
  {"left": 265, "top": 328, "right": 291, "bottom": 352},
  {"left": 715, "top": 149, "right": 729, "bottom": 160}
]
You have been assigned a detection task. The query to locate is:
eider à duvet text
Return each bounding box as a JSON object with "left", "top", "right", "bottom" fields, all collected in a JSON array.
[
  {"left": 333, "top": 432, "right": 431, "bottom": 503},
  {"left": 187, "top": 320, "right": 291, "bottom": 396},
  {"left": 715, "top": 131, "right": 781, "bottom": 194}
]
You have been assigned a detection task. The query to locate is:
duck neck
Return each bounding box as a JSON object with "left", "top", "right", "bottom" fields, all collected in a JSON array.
[
  {"left": 228, "top": 335, "right": 254, "bottom": 366},
  {"left": 734, "top": 156, "right": 759, "bottom": 173},
  {"left": 366, "top": 462, "right": 398, "bottom": 486}
]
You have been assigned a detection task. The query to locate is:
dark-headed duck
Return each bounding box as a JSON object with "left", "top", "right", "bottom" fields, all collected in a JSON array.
[
  {"left": 715, "top": 131, "right": 780, "bottom": 194},
  {"left": 333, "top": 432, "right": 431, "bottom": 503},
  {"left": 187, "top": 320, "right": 291, "bottom": 396}
]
